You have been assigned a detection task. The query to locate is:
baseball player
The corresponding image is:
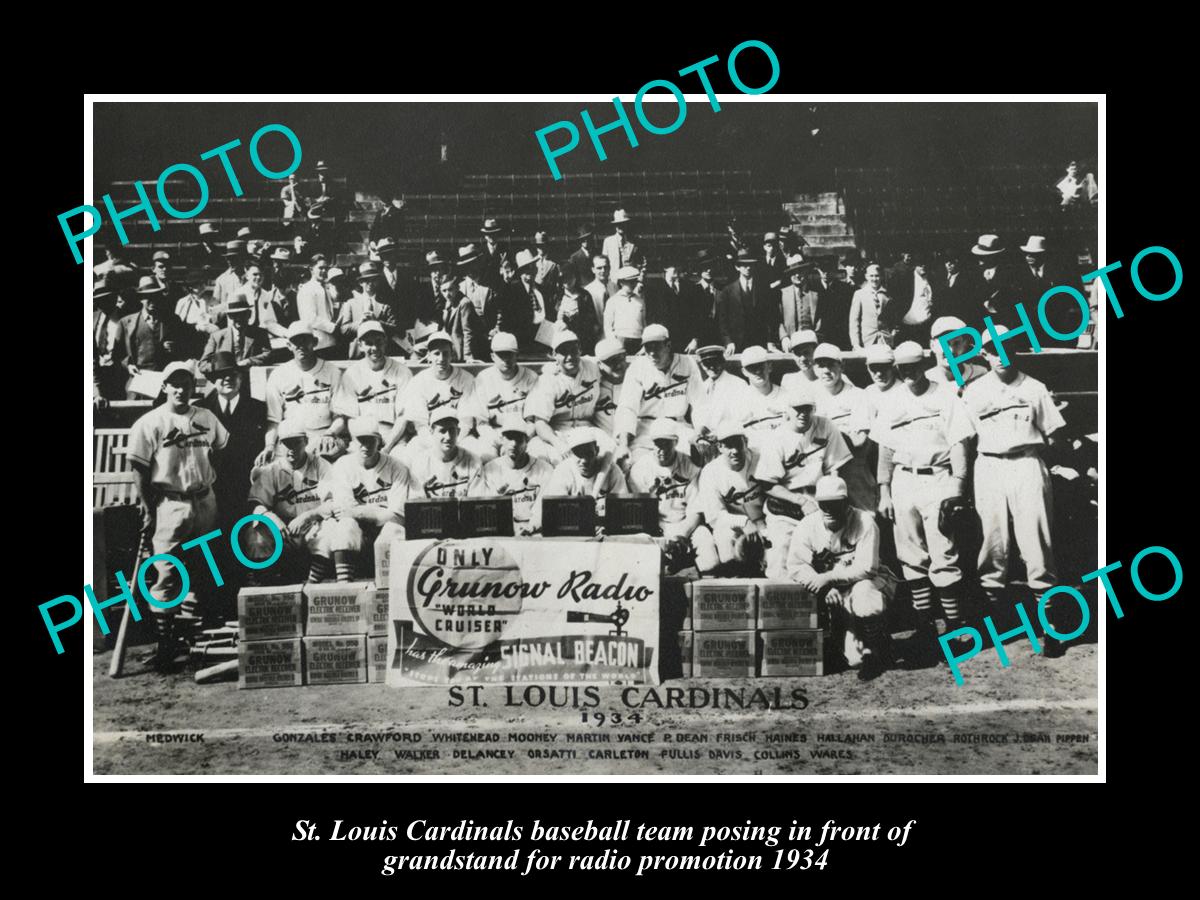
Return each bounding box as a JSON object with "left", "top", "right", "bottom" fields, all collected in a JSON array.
[
  {"left": 627, "top": 419, "right": 703, "bottom": 570},
  {"left": 465, "top": 331, "right": 540, "bottom": 457},
  {"left": 476, "top": 421, "right": 555, "bottom": 536},
  {"left": 692, "top": 344, "right": 756, "bottom": 460},
  {"left": 963, "top": 324, "right": 1068, "bottom": 656},
  {"left": 245, "top": 419, "right": 334, "bottom": 582},
  {"left": 873, "top": 340, "right": 976, "bottom": 655},
  {"left": 779, "top": 328, "right": 819, "bottom": 392},
  {"left": 406, "top": 412, "right": 486, "bottom": 499},
  {"left": 593, "top": 337, "right": 628, "bottom": 438},
  {"left": 331, "top": 320, "right": 412, "bottom": 435},
  {"left": 753, "top": 380, "right": 853, "bottom": 578},
  {"left": 692, "top": 422, "right": 768, "bottom": 576},
  {"left": 304, "top": 417, "right": 413, "bottom": 581},
  {"left": 786, "top": 474, "right": 895, "bottom": 681},
  {"left": 862, "top": 343, "right": 899, "bottom": 424},
  {"left": 385, "top": 330, "right": 478, "bottom": 462},
  {"left": 928, "top": 315, "right": 989, "bottom": 394},
  {"left": 259, "top": 321, "right": 347, "bottom": 466},
  {"left": 545, "top": 427, "right": 628, "bottom": 510},
  {"left": 126, "top": 361, "right": 228, "bottom": 667},
  {"left": 614, "top": 324, "right": 703, "bottom": 462},
  {"left": 739, "top": 344, "right": 788, "bottom": 442},
  {"left": 524, "top": 330, "right": 602, "bottom": 461},
  {"left": 812, "top": 343, "right": 878, "bottom": 512}
]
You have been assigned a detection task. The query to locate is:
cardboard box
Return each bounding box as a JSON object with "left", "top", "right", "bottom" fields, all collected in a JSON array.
[
  {"left": 374, "top": 533, "right": 393, "bottom": 587},
  {"left": 237, "top": 585, "right": 304, "bottom": 642},
  {"left": 678, "top": 631, "right": 693, "bottom": 679},
  {"left": 304, "top": 582, "right": 372, "bottom": 636},
  {"left": 688, "top": 579, "right": 757, "bottom": 631},
  {"left": 691, "top": 630, "right": 756, "bottom": 678},
  {"left": 304, "top": 636, "right": 367, "bottom": 685},
  {"left": 238, "top": 639, "right": 303, "bottom": 689},
  {"left": 368, "top": 635, "right": 389, "bottom": 683},
  {"left": 759, "top": 630, "right": 824, "bottom": 677},
  {"left": 756, "top": 580, "right": 820, "bottom": 630},
  {"left": 365, "top": 587, "right": 390, "bottom": 637}
]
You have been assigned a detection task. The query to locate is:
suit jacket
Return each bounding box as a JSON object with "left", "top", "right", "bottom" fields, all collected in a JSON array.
[
  {"left": 849, "top": 286, "right": 898, "bottom": 348},
  {"left": 557, "top": 290, "right": 601, "bottom": 355},
  {"left": 601, "top": 233, "right": 643, "bottom": 276},
  {"left": 939, "top": 270, "right": 981, "bottom": 324},
  {"left": 369, "top": 206, "right": 404, "bottom": 245},
  {"left": 885, "top": 262, "right": 914, "bottom": 307},
  {"left": 779, "top": 284, "right": 819, "bottom": 342},
  {"left": 480, "top": 243, "right": 510, "bottom": 289},
  {"left": 565, "top": 247, "right": 596, "bottom": 292},
  {"left": 644, "top": 279, "right": 686, "bottom": 341},
  {"left": 196, "top": 391, "right": 267, "bottom": 521},
  {"left": 202, "top": 323, "right": 272, "bottom": 368},
  {"left": 818, "top": 278, "right": 854, "bottom": 350},
  {"left": 716, "top": 276, "right": 780, "bottom": 351},
  {"left": 115, "top": 310, "right": 189, "bottom": 371}
]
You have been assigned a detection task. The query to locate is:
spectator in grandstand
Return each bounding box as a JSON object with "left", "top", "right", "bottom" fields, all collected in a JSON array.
[
  {"left": 212, "top": 241, "right": 246, "bottom": 312},
  {"left": 605, "top": 266, "right": 648, "bottom": 354},
  {"left": 532, "top": 231, "right": 563, "bottom": 305},
  {"left": 93, "top": 284, "right": 126, "bottom": 404},
  {"left": 675, "top": 250, "right": 722, "bottom": 354},
  {"left": 717, "top": 249, "right": 781, "bottom": 352},
  {"left": 479, "top": 217, "right": 510, "bottom": 287},
  {"left": 885, "top": 250, "right": 915, "bottom": 308},
  {"left": 114, "top": 278, "right": 190, "bottom": 391},
  {"left": 337, "top": 262, "right": 400, "bottom": 358},
  {"left": 583, "top": 255, "right": 612, "bottom": 328},
  {"left": 849, "top": 264, "right": 897, "bottom": 349},
  {"left": 898, "top": 254, "right": 935, "bottom": 343},
  {"left": 295, "top": 254, "right": 341, "bottom": 359},
  {"left": 760, "top": 232, "right": 787, "bottom": 285},
  {"left": 644, "top": 259, "right": 686, "bottom": 341},
  {"left": 602, "top": 209, "right": 644, "bottom": 277},
  {"left": 369, "top": 191, "right": 406, "bottom": 247},
  {"left": 197, "top": 351, "right": 267, "bottom": 525},
  {"left": 280, "top": 172, "right": 306, "bottom": 224},
  {"left": 564, "top": 225, "right": 597, "bottom": 292},
  {"left": 778, "top": 255, "right": 817, "bottom": 347},
  {"left": 1057, "top": 160, "right": 1098, "bottom": 208},
  {"left": 434, "top": 273, "right": 482, "bottom": 363},
  {"left": 202, "top": 294, "right": 271, "bottom": 369},
  {"left": 513, "top": 249, "right": 551, "bottom": 345},
  {"left": 971, "top": 233, "right": 1023, "bottom": 329},
  {"left": 938, "top": 251, "right": 977, "bottom": 323},
  {"left": 174, "top": 282, "right": 219, "bottom": 360},
  {"left": 556, "top": 283, "right": 600, "bottom": 354}
]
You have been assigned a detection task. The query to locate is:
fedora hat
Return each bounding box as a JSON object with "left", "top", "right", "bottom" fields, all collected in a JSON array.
[
  {"left": 514, "top": 249, "right": 538, "bottom": 272},
  {"left": 573, "top": 224, "right": 594, "bottom": 241},
  {"left": 225, "top": 293, "right": 253, "bottom": 315},
  {"left": 611, "top": 208, "right": 633, "bottom": 225},
  {"left": 1020, "top": 235, "right": 1048, "bottom": 254},
  {"left": 971, "top": 234, "right": 1005, "bottom": 256},
  {"left": 783, "top": 254, "right": 811, "bottom": 277},
  {"left": 733, "top": 249, "right": 758, "bottom": 266},
  {"left": 456, "top": 243, "right": 482, "bottom": 266},
  {"left": 374, "top": 236, "right": 399, "bottom": 255},
  {"left": 358, "top": 261, "right": 383, "bottom": 281},
  {"left": 270, "top": 247, "right": 292, "bottom": 261},
  {"left": 205, "top": 351, "right": 240, "bottom": 377},
  {"left": 480, "top": 217, "right": 503, "bottom": 235},
  {"left": 222, "top": 240, "right": 245, "bottom": 257},
  {"left": 690, "top": 248, "right": 717, "bottom": 271},
  {"left": 136, "top": 275, "right": 165, "bottom": 295}
]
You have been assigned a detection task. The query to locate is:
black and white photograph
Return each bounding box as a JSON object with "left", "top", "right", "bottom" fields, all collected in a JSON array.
[{"left": 84, "top": 96, "right": 1100, "bottom": 777}]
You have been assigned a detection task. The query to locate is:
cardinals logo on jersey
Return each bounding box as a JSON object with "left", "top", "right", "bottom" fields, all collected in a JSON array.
[
  {"left": 355, "top": 379, "right": 397, "bottom": 403},
  {"left": 427, "top": 386, "right": 464, "bottom": 413},
  {"left": 422, "top": 473, "right": 470, "bottom": 497},
  {"left": 782, "top": 439, "right": 827, "bottom": 470},
  {"left": 162, "top": 422, "right": 211, "bottom": 448},
  {"left": 553, "top": 379, "right": 596, "bottom": 410},
  {"left": 650, "top": 473, "right": 692, "bottom": 498},
  {"left": 642, "top": 374, "right": 691, "bottom": 401},
  {"left": 719, "top": 483, "right": 761, "bottom": 508},
  {"left": 977, "top": 402, "right": 1030, "bottom": 422},
  {"left": 282, "top": 380, "right": 331, "bottom": 404},
  {"left": 352, "top": 478, "right": 393, "bottom": 505},
  {"left": 594, "top": 395, "right": 618, "bottom": 415},
  {"left": 280, "top": 477, "right": 321, "bottom": 505},
  {"left": 486, "top": 392, "right": 529, "bottom": 413}
]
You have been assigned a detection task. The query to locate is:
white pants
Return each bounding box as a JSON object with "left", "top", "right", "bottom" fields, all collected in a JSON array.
[
  {"left": 975, "top": 452, "right": 1055, "bottom": 594},
  {"left": 826, "top": 577, "right": 894, "bottom": 667},
  {"left": 691, "top": 519, "right": 748, "bottom": 573},
  {"left": 892, "top": 467, "right": 961, "bottom": 588},
  {"left": 148, "top": 491, "right": 218, "bottom": 608}
]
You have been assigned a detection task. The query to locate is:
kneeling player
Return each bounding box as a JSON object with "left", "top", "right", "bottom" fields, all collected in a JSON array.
[
  {"left": 545, "top": 427, "right": 628, "bottom": 512},
  {"left": 627, "top": 419, "right": 702, "bottom": 572},
  {"left": 406, "top": 412, "right": 486, "bottom": 498},
  {"left": 692, "top": 423, "right": 767, "bottom": 576},
  {"left": 477, "top": 422, "right": 555, "bottom": 535},
  {"left": 786, "top": 475, "right": 895, "bottom": 681}
]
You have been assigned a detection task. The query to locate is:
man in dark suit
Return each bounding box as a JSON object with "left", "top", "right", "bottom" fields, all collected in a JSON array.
[
  {"left": 197, "top": 351, "right": 267, "bottom": 620},
  {"left": 939, "top": 251, "right": 979, "bottom": 324},
  {"left": 777, "top": 255, "right": 817, "bottom": 346},
  {"left": 479, "top": 217, "right": 510, "bottom": 289},
  {"left": 674, "top": 250, "right": 723, "bottom": 353},
  {"left": 716, "top": 250, "right": 781, "bottom": 351},
  {"left": 564, "top": 225, "right": 597, "bottom": 293},
  {"left": 556, "top": 283, "right": 600, "bottom": 354},
  {"left": 886, "top": 250, "right": 915, "bottom": 310},
  {"left": 369, "top": 194, "right": 406, "bottom": 247},
  {"left": 114, "top": 278, "right": 190, "bottom": 394},
  {"left": 644, "top": 260, "right": 687, "bottom": 341},
  {"left": 202, "top": 294, "right": 272, "bottom": 369}
]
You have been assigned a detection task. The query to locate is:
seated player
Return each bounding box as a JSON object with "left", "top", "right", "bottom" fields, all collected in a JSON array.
[
  {"left": 927, "top": 316, "right": 989, "bottom": 394},
  {"left": 259, "top": 321, "right": 347, "bottom": 466},
  {"left": 406, "top": 412, "right": 486, "bottom": 498},
  {"left": 779, "top": 328, "right": 819, "bottom": 391},
  {"left": 593, "top": 337, "right": 628, "bottom": 440},
  {"left": 812, "top": 342, "right": 877, "bottom": 511},
  {"left": 739, "top": 344, "right": 787, "bottom": 446},
  {"left": 476, "top": 421, "right": 555, "bottom": 536},
  {"left": 296, "top": 417, "right": 412, "bottom": 582},
  {"left": 244, "top": 419, "right": 333, "bottom": 581},
  {"left": 627, "top": 419, "right": 703, "bottom": 572},
  {"left": 692, "top": 344, "right": 755, "bottom": 462},
  {"left": 466, "top": 331, "right": 540, "bottom": 457},
  {"left": 385, "top": 330, "right": 479, "bottom": 462},
  {"left": 331, "top": 320, "right": 413, "bottom": 438},
  {"left": 525, "top": 330, "right": 603, "bottom": 461},
  {"left": 692, "top": 422, "right": 767, "bottom": 576},
  {"left": 752, "top": 381, "right": 853, "bottom": 578},
  {"left": 785, "top": 475, "right": 895, "bottom": 682},
  {"left": 545, "top": 427, "right": 628, "bottom": 511},
  {"left": 614, "top": 324, "right": 703, "bottom": 463}
]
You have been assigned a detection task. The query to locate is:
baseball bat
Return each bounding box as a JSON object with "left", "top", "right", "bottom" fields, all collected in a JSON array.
[
  {"left": 195, "top": 659, "right": 238, "bottom": 684},
  {"left": 108, "top": 513, "right": 152, "bottom": 678}
]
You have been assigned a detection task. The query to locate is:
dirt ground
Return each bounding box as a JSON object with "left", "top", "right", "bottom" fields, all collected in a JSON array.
[{"left": 92, "top": 634, "right": 1097, "bottom": 776}]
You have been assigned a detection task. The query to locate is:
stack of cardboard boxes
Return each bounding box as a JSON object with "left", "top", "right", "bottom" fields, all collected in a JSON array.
[
  {"left": 236, "top": 583, "right": 390, "bottom": 689},
  {"left": 681, "top": 579, "right": 824, "bottom": 678}
]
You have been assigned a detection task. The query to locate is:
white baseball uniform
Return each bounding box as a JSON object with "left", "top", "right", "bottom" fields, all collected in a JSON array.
[
  {"left": 815, "top": 376, "right": 878, "bottom": 512},
  {"left": 693, "top": 448, "right": 763, "bottom": 571},
  {"left": 615, "top": 353, "right": 703, "bottom": 458},
  {"left": 315, "top": 452, "right": 414, "bottom": 552},
  {"left": 545, "top": 454, "right": 627, "bottom": 503},
  {"left": 477, "top": 454, "right": 555, "bottom": 535},
  {"left": 524, "top": 358, "right": 602, "bottom": 459},
  {"left": 265, "top": 358, "right": 344, "bottom": 443},
  {"left": 593, "top": 374, "right": 624, "bottom": 438},
  {"left": 693, "top": 370, "right": 755, "bottom": 442},
  {"left": 331, "top": 357, "right": 413, "bottom": 429},
  {"left": 627, "top": 451, "right": 701, "bottom": 539},
  {"left": 407, "top": 447, "right": 485, "bottom": 499},
  {"left": 392, "top": 367, "right": 479, "bottom": 461},
  {"left": 468, "top": 364, "right": 540, "bottom": 455}
]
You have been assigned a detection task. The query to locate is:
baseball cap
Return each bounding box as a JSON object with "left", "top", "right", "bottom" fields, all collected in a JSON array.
[
  {"left": 715, "top": 421, "right": 747, "bottom": 442},
  {"left": 740, "top": 345, "right": 769, "bottom": 368},
  {"left": 813, "top": 343, "right": 842, "bottom": 362},
  {"left": 641, "top": 323, "right": 670, "bottom": 345},
  {"left": 893, "top": 341, "right": 925, "bottom": 365},
  {"left": 566, "top": 427, "right": 600, "bottom": 450},
  {"left": 286, "top": 321, "right": 315, "bottom": 341},
  {"left": 426, "top": 330, "right": 454, "bottom": 349},
  {"left": 162, "top": 361, "right": 196, "bottom": 383},
  {"left": 981, "top": 324, "right": 1011, "bottom": 346},
  {"left": 491, "top": 331, "right": 519, "bottom": 353},
  {"left": 348, "top": 417, "right": 382, "bottom": 439},
  {"left": 500, "top": 421, "right": 533, "bottom": 438},
  {"left": 152, "top": 250, "right": 170, "bottom": 262},
  {"left": 615, "top": 265, "right": 641, "bottom": 282},
  {"left": 430, "top": 411, "right": 460, "bottom": 428},
  {"left": 784, "top": 382, "right": 817, "bottom": 409},
  {"left": 357, "top": 320, "right": 387, "bottom": 339},
  {"left": 696, "top": 344, "right": 725, "bottom": 359},
  {"left": 650, "top": 419, "right": 679, "bottom": 442},
  {"left": 865, "top": 344, "right": 895, "bottom": 366},
  {"left": 552, "top": 329, "right": 580, "bottom": 351},
  {"left": 815, "top": 475, "right": 848, "bottom": 502},
  {"left": 277, "top": 419, "right": 307, "bottom": 442},
  {"left": 594, "top": 337, "right": 625, "bottom": 362},
  {"left": 930, "top": 316, "right": 968, "bottom": 338},
  {"left": 790, "top": 329, "right": 818, "bottom": 348}
]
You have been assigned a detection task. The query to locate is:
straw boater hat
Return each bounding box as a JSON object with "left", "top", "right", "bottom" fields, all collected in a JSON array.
[
  {"left": 1020, "top": 235, "right": 1048, "bottom": 254},
  {"left": 514, "top": 249, "right": 538, "bottom": 273},
  {"left": 373, "top": 237, "right": 398, "bottom": 255},
  {"left": 136, "top": 276, "right": 165, "bottom": 296},
  {"left": 222, "top": 240, "right": 245, "bottom": 257},
  {"left": 426, "top": 249, "right": 448, "bottom": 267},
  {"left": 971, "top": 234, "right": 1005, "bottom": 257}
]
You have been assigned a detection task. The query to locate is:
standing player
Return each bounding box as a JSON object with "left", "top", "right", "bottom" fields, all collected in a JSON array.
[
  {"left": 752, "top": 381, "right": 853, "bottom": 579},
  {"left": 467, "top": 332, "right": 540, "bottom": 458},
  {"left": 593, "top": 337, "right": 628, "bottom": 441},
  {"left": 331, "top": 321, "right": 412, "bottom": 436},
  {"left": 873, "top": 341, "right": 976, "bottom": 655},
  {"left": 385, "top": 331, "right": 477, "bottom": 461},
  {"left": 525, "top": 330, "right": 603, "bottom": 461},
  {"left": 615, "top": 324, "right": 703, "bottom": 462},
  {"left": 693, "top": 422, "right": 767, "bottom": 576},
  {"left": 406, "top": 413, "right": 486, "bottom": 498},
  {"left": 812, "top": 343, "right": 877, "bottom": 512},
  {"left": 476, "top": 422, "right": 555, "bottom": 536},
  {"left": 259, "top": 321, "right": 347, "bottom": 465},
  {"left": 963, "top": 325, "right": 1068, "bottom": 655},
  {"left": 786, "top": 475, "right": 895, "bottom": 681},
  {"left": 627, "top": 419, "right": 703, "bottom": 570},
  {"left": 862, "top": 343, "right": 899, "bottom": 425},
  {"left": 126, "top": 361, "right": 228, "bottom": 667},
  {"left": 928, "top": 316, "right": 988, "bottom": 394}
]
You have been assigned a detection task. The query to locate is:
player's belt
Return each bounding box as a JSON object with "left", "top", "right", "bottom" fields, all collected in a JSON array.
[
  {"left": 765, "top": 487, "right": 814, "bottom": 520},
  {"left": 896, "top": 463, "right": 950, "bottom": 475},
  {"left": 979, "top": 447, "right": 1040, "bottom": 460},
  {"left": 159, "top": 487, "right": 210, "bottom": 501}
]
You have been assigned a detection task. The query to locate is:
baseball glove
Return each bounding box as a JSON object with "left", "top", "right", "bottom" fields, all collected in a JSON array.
[{"left": 938, "top": 496, "right": 974, "bottom": 536}]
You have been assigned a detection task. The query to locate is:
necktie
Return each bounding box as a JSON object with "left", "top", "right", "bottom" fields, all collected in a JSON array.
[
  {"left": 529, "top": 289, "right": 539, "bottom": 315},
  {"left": 798, "top": 288, "right": 813, "bottom": 331},
  {"left": 222, "top": 399, "right": 230, "bottom": 417}
]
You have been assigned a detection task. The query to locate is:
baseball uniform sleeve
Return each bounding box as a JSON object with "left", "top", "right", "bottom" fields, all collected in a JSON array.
[
  {"left": 247, "top": 464, "right": 279, "bottom": 512},
  {"left": 523, "top": 372, "right": 556, "bottom": 423},
  {"left": 822, "top": 425, "right": 854, "bottom": 474},
  {"left": 330, "top": 370, "right": 359, "bottom": 419},
  {"left": 943, "top": 392, "right": 977, "bottom": 446},
  {"left": 126, "top": 414, "right": 157, "bottom": 468},
  {"left": 1033, "top": 383, "right": 1067, "bottom": 437},
  {"left": 615, "top": 362, "right": 646, "bottom": 437},
  {"left": 828, "top": 513, "right": 879, "bottom": 585},
  {"left": 784, "top": 518, "right": 818, "bottom": 581},
  {"left": 603, "top": 464, "right": 628, "bottom": 496},
  {"left": 210, "top": 414, "right": 230, "bottom": 452},
  {"left": 265, "top": 373, "right": 284, "bottom": 424},
  {"left": 545, "top": 460, "right": 575, "bottom": 496},
  {"left": 752, "top": 439, "right": 785, "bottom": 485},
  {"left": 385, "top": 466, "right": 413, "bottom": 517}
]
